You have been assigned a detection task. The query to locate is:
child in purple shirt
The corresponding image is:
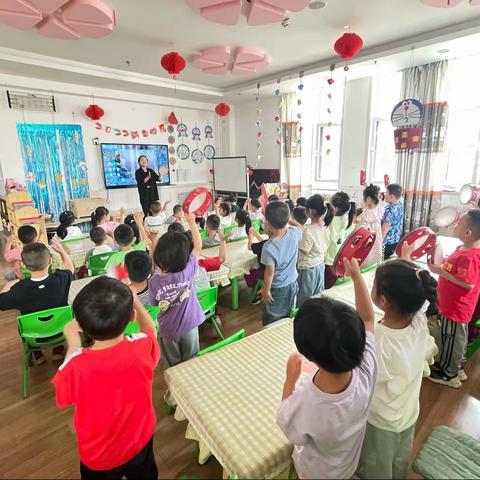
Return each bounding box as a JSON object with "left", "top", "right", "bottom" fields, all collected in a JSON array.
[{"left": 148, "top": 212, "right": 204, "bottom": 367}]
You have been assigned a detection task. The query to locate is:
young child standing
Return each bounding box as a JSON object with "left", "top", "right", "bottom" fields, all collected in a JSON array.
[
  {"left": 125, "top": 251, "right": 153, "bottom": 306},
  {"left": 53, "top": 277, "right": 159, "bottom": 479},
  {"left": 296, "top": 195, "right": 333, "bottom": 307},
  {"left": 427, "top": 211, "right": 480, "bottom": 387},
  {"left": 277, "top": 258, "right": 377, "bottom": 479},
  {"left": 260, "top": 201, "right": 302, "bottom": 326},
  {"left": 149, "top": 212, "right": 204, "bottom": 366},
  {"left": 381, "top": 184, "right": 404, "bottom": 259},
  {"left": 292, "top": 206, "right": 308, "bottom": 226},
  {"left": 359, "top": 258, "right": 438, "bottom": 479}
]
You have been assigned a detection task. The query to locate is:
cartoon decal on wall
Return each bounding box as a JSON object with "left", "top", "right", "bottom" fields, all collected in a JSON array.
[{"left": 391, "top": 99, "right": 424, "bottom": 150}]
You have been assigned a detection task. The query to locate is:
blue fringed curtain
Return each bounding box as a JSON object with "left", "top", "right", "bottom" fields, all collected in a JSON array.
[{"left": 16, "top": 124, "right": 89, "bottom": 219}]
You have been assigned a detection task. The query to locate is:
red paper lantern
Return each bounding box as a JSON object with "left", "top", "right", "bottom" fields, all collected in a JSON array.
[
  {"left": 168, "top": 112, "right": 178, "bottom": 125},
  {"left": 215, "top": 103, "right": 231, "bottom": 117},
  {"left": 84, "top": 104, "right": 104, "bottom": 121},
  {"left": 209, "top": 168, "right": 215, "bottom": 174},
  {"left": 334, "top": 33, "right": 364, "bottom": 59},
  {"left": 161, "top": 51, "right": 186, "bottom": 77}
]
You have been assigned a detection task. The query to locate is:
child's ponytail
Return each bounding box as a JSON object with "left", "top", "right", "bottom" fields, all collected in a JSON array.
[
  {"left": 347, "top": 202, "right": 356, "bottom": 229},
  {"left": 56, "top": 211, "right": 75, "bottom": 240},
  {"left": 324, "top": 202, "right": 334, "bottom": 227},
  {"left": 418, "top": 269, "right": 439, "bottom": 316},
  {"left": 91, "top": 206, "right": 109, "bottom": 227}
]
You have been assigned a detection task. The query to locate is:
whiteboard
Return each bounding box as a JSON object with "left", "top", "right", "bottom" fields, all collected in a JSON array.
[{"left": 213, "top": 156, "right": 249, "bottom": 197}]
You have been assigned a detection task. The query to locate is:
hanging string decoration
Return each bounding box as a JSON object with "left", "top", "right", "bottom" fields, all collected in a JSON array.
[
  {"left": 275, "top": 78, "right": 282, "bottom": 146},
  {"left": 94, "top": 122, "right": 166, "bottom": 138},
  {"left": 325, "top": 76, "right": 335, "bottom": 156},
  {"left": 297, "top": 71, "right": 304, "bottom": 147},
  {"left": 256, "top": 83, "right": 263, "bottom": 162},
  {"left": 84, "top": 104, "right": 105, "bottom": 121},
  {"left": 161, "top": 51, "right": 186, "bottom": 79},
  {"left": 334, "top": 32, "right": 364, "bottom": 59},
  {"left": 168, "top": 112, "right": 179, "bottom": 125}
]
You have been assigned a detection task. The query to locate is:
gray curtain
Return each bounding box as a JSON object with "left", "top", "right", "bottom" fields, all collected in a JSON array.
[{"left": 396, "top": 60, "right": 449, "bottom": 232}]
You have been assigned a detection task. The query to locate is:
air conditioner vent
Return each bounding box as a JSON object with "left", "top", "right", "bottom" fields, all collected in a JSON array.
[{"left": 6, "top": 90, "right": 56, "bottom": 112}]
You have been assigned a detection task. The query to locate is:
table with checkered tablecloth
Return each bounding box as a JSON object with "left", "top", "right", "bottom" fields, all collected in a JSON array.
[
  {"left": 62, "top": 237, "right": 95, "bottom": 269},
  {"left": 165, "top": 319, "right": 295, "bottom": 479}
]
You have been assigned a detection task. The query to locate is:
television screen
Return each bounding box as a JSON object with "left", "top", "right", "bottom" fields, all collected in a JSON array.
[{"left": 101, "top": 143, "right": 170, "bottom": 189}]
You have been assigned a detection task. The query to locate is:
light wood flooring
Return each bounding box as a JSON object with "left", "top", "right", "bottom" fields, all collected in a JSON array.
[{"left": 0, "top": 282, "right": 479, "bottom": 479}]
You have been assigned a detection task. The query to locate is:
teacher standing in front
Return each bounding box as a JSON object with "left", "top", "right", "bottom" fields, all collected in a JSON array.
[{"left": 135, "top": 155, "right": 159, "bottom": 216}]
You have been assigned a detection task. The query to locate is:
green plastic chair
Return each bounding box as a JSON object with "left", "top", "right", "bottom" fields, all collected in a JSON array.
[
  {"left": 248, "top": 279, "right": 263, "bottom": 304},
  {"left": 131, "top": 242, "right": 147, "bottom": 252},
  {"left": 289, "top": 308, "right": 299, "bottom": 319},
  {"left": 17, "top": 305, "right": 73, "bottom": 398},
  {"left": 124, "top": 305, "right": 160, "bottom": 335},
  {"left": 251, "top": 219, "right": 262, "bottom": 232},
  {"left": 200, "top": 230, "right": 208, "bottom": 239},
  {"left": 21, "top": 266, "right": 31, "bottom": 279},
  {"left": 60, "top": 236, "right": 87, "bottom": 244},
  {"left": 466, "top": 318, "right": 480, "bottom": 359},
  {"left": 196, "top": 286, "right": 224, "bottom": 340},
  {"left": 88, "top": 251, "right": 116, "bottom": 276},
  {"left": 196, "top": 329, "right": 245, "bottom": 357},
  {"left": 223, "top": 225, "right": 235, "bottom": 236}
]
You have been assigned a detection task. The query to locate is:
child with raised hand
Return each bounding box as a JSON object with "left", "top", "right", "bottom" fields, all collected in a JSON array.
[
  {"left": 358, "top": 254, "right": 438, "bottom": 479},
  {"left": 52, "top": 277, "right": 159, "bottom": 479},
  {"left": 381, "top": 183, "right": 404, "bottom": 259},
  {"left": 149, "top": 212, "right": 204, "bottom": 366},
  {"left": 277, "top": 258, "right": 377, "bottom": 480},
  {"left": 296, "top": 194, "right": 333, "bottom": 306},
  {"left": 427, "top": 210, "right": 480, "bottom": 387},
  {"left": 260, "top": 201, "right": 302, "bottom": 326},
  {"left": 144, "top": 200, "right": 170, "bottom": 228},
  {"left": 245, "top": 197, "right": 264, "bottom": 221},
  {"left": 228, "top": 193, "right": 240, "bottom": 213},
  {"left": 91, "top": 206, "right": 126, "bottom": 237}
]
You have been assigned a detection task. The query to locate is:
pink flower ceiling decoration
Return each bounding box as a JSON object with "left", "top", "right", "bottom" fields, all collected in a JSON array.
[
  {"left": 192, "top": 46, "right": 270, "bottom": 75},
  {"left": 185, "top": 0, "right": 310, "bottom": 26},
  {"left": 0, "top": 0, "right": 116, "bottom": 40},
  {"left": 420, "top": 0, "right": 479, "bottom": 6}
]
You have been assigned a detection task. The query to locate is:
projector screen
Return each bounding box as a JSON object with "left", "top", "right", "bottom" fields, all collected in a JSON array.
[
  {"left": 213, "top": 156, "right": 249, "bottom": 197},
  {"left": 101, "top": 143, "right": 170, "bottom": 189}
]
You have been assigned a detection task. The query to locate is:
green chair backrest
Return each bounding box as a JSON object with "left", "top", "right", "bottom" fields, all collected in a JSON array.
[
  {"left": 124, "top": 305, "right": 160, "bottom": 335},
  {"left": 196, "top": 286, "right": 218, "bottom": 313},
  {"left": 21, "top": 267, "right": 31, "bottom": 279},
  {"left": 196, "top": 329, "right": 245, "bottom": 357},
  {"left": 360, "top": 262, "right": 378, "bottom": 274},
  {"left": 88, "top": 251, "right": 116, "bottom": 276},
  {"left": 334, "top": 276, "right": 351, "bottom": 286},
  {"left": 223, "top": 225, "right": 235, "bottom": 235},
  {"left": 289, "top": 308, "right": 299, "bottom": 319},
  {"left": 200, "top": 230, "right": 208, "bottom": 239},
  {"left": 251, "top": 219, "right": 262, "bottom": 232},
  {"left": 17, "top": 306, "right": 73, "bottom": 349},
  {"left": 131, "top": 242, "right": 147, "bottom": 252},
  {"left": 61, "top": 235, "right": 87, "bottom": 244},
  {"left": 104, "top": 249, "right": 140, "bottom": 271}
]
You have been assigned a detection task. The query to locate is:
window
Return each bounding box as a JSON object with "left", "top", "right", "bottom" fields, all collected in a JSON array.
[
  {"left": 368, "top": 72, "right": 402, "bottom": 186},
  {"left": 302, "top": 82, "right": 344, "bottom": 191}
]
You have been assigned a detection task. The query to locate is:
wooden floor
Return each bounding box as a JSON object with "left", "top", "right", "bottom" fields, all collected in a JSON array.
[{"left": 0, "top": 282, "right": 479, "bottom": 479}]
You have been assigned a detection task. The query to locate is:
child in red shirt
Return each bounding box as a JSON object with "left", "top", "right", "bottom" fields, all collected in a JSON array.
[
  {"left": 428, "top": 211, "right": 480, "bottom": 388},
  {"left": 52, "top": 276, "right": 160, "bottom": 479}
]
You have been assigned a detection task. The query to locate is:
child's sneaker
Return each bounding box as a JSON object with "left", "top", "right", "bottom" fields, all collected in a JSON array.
[
  {"left": 458, "top": 369, "right": 468, "bottom": 382},
  {"left": 32, "top": 351, "right": 47, "bottom": 366},
  {"left": 428, "top": 369, "right": 462, "bottom": 388},
  {"left": 52, "top": 345, "right": 66, "bottom": 361}
]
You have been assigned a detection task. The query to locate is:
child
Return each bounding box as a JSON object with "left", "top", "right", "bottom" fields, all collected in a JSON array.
[
  {"left": 149, "top": 212, "right": 204, "bottom": 366},
  {"left": 381, "top": 183, "right": 404, "bottom": 259},
  {"left": 89, "top": 227, "right": 113, "bottom": 256},
  {"left": 216, "top": 202, "right": 232, "bottom": 229},
  {"left": 358, "top": 257, "right": 438, "bottom": 479},
  {"left": 292, "top": 206, "right": 308, "bottom": 226},
  {"left": 260, "top": 201, "right": 302, "bottom": 326},
  {"left": 165, "top": 204, "right": 184, "bottom": 225},
  {"left": 277, "top": 258, "right": 377, "bottom": 480},
  {"left": 56, "top": 211, "right": 83, "bottom": 240},
  {"left": 52, "top": 277, "right": 159, "bottom": 478},
  {"left": 0, "top": 241, "right": 74, "bottom": 363},
  {"left": 245, "top": 226, "right": 268, "bottom": 304},
  {"left": 202, "top": 214, "right": 221, "bottom": 248},
  {"left": 114, "top": 224, "right": 135, "bottom": 252},
  {"left": 268, "top": 194, "right": 280, "bottom": 203},
  {"left": 246, "top": 198, "right": 264, "bottom": 221},
  {"left": 144, "top": 200, "right": 170, "bottom": 228},
  {"left": 228, "top": 193, "right": 240, "bottom": 213},
  {"left": 325, "top": 191, "right": 357, "bottom": 288},
  {"left": 125, "top": 251, "right": 153, "bottom": 306},
  {"left": 357, "top": 184, "right": 384, "bottom": 267},
  {"left": 91, "top": 206, "right": 126, "bottom": 237},
  {"left": 230, "top": 209, "right": 251, "bottom": 240},
  {"left": 427, "top": 210, "right": 480, "bottom": 387},
  {"left": 296, "top": 197, "right": 307, "bottom": 208},
  {"left": 296, "top": 195, "right": 333, "bottom": 307},
  {"left": 285, "top": 199, "right": 295, "bottom": 212}
]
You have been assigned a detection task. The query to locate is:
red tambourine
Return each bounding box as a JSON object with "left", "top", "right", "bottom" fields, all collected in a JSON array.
[
  {"left": 395, "top": 227, "right": 437, "bottom": 261},
  {"left": 434, "top": 206, "right": 461, "bottom": 229},
  {"left": 182, "top": 187, "right": 212, "bottom": 216},
  {"left": 333, "top": 227, "right": 377, "bottom": 277},
  {"left": 459, "top": 184, "right": 480, "bottom": 206}
]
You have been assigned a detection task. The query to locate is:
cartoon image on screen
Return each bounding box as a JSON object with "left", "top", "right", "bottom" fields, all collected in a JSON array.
[{"left": 101, "top": 143, "right": 170, "bottom": 189}]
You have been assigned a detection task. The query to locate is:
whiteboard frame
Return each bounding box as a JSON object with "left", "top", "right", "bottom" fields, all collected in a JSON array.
[{"left": 212, "top": 156, "right": 249, "bottom": 198}]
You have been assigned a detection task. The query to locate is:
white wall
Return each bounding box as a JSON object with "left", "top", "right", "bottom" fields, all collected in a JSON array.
[
  {"left": 234, "top": 96, "right": 281, "bottom": 170},
  {"left": 0, "top": 74, "right": 229, "bottom": 213}
]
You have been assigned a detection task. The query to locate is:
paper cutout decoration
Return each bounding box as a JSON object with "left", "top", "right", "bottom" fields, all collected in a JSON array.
[
  {"left": 84, "top": 104, "right": 104, "bottom": 121},
  {"left": 168, "top": 112, "right": 179, "bottom": 125},
  {"left": 0, "top": 0, "right": 116, "bottom": 39},
  {"left": 177, "top": 123, "right": 188, "bottom": 138},
  {"left": 391, "top": 99, "right": 424, "bottom": 150},
  {"left": 177, "top": 144, "right": 190, "bottom": 160}
]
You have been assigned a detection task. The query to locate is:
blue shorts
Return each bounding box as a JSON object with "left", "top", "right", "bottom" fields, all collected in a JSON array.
[
  {"left": 262, "top": 281, "right": 298, "bottom": 327},
  {"left": 297, "top": 263, "right": 325, "bottom": 307}
]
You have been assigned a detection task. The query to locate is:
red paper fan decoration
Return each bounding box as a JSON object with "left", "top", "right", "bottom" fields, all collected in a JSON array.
[
  {"left": 84, "top": 104, "right": 105, "bottom": 121},
  {"left": 334, "top": 33, "right": 364, "bottom": 59},
  {"left": 161, "top": 51, "right": 186, "bottom": 78},
  {"left": 215, "top": 102, "right": 231, "bottom": 117}
]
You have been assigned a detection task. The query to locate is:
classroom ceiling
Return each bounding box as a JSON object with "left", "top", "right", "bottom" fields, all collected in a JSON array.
[{"left": 0, "top": 0, "right": 479, "bottom": 97}]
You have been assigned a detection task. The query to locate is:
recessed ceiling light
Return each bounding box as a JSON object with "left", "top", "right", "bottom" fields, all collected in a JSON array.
[
  {"left": 437, "top": 48, "right": 450, "bottom": 54},
  {"left": 309, "top": 1, "right": 327, "bottom": 9}
]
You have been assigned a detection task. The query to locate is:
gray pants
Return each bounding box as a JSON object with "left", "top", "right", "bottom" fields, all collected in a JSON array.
[
  {"left": 262, "top": 281, "right": 298, "bottom": 326},
  {"left": 159, "top": 327, "right": 199, "bottom": 368},
  {"left": 359, "top": 422, "right": 415, "bottom": 479},
  {"left": 439, "top": 316, "right": 469, "bottom": 378},
  {"left": 297, "top": 263, "right": 325, "bottom": 307}
]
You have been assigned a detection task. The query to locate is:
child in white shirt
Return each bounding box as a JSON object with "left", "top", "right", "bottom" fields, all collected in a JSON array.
[
  {"left": 358, "top": 255, "right": 438, "bottom": 479},
  {"left": 277, "top": 258, "right": 377, "bottom": 479},
  {"left": 229, "top": 209, "right": 251, "bottom": 240},
  {"left": 89, "top": 227, "right": 113, "bottom": 256},
  {"left": 215, "top": 202, "right": 232, "bottom": 229},
  {"left": 144, "top": 200, "right": 170, "bottom": 228},
  {"left": 246, "top": 198, "right": 264, "bottom": 221},
  {"left": 56, "top": 211, "right": 83, "bottom": 240}
]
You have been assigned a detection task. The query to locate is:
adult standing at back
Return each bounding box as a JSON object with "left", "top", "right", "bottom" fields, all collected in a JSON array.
[{"left": 135, "top": 155, "right": 159, "bottom": 216}]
